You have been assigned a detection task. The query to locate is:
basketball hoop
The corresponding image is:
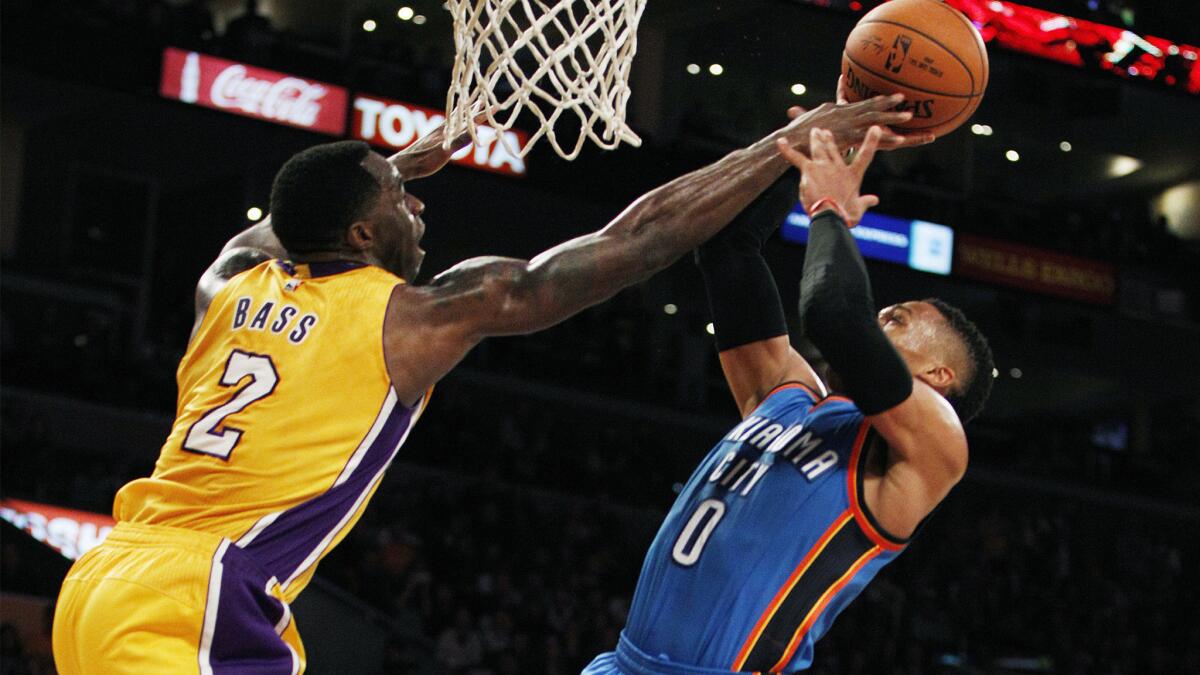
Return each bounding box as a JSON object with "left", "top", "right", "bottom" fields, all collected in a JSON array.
[{"left": 443, "top": 0, "right": 647, "bottom": 161}]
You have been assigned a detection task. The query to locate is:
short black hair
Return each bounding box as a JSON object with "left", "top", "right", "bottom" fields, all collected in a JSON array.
[
  {"left": 924, "top": 298, "right": 994, "bottom": 423},
  {"left": 269, "top": 141, "right": 379, "bottom": 253}
]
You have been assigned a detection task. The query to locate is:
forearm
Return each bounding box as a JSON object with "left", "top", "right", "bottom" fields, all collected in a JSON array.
[
  {"left": 696, "top": 173, "right": 797, "bottom": 351},
  {"left": 799, "top": 211, "right": 911, "bottom": 414},
  {"left": 518, "top": 132, "right": 796, "bottom": 309},
  {"left": 606, "top": 131, "right": 795, "bottom": 270}
]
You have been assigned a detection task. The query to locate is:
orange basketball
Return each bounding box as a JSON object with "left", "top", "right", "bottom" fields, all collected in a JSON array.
[{"left": 841, "top": 0, "right": 988, "bottom": 137}]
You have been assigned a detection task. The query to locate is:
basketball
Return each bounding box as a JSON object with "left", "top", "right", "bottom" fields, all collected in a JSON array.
[{"left": 841, "top": 0, "right": 988, "bottom": 137}]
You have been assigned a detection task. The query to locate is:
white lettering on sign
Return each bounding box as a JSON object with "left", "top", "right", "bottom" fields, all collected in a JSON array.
[
  {"left": 353, "top": 96, "right": 527, "bottom": 176},
  {"left": 211, "top": 65, "right": 329, "bottom": 128}
]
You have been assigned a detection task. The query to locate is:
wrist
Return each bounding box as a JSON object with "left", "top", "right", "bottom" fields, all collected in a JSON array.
[{"left": 808, "top": 198, "right": 852, "bottom": 225}]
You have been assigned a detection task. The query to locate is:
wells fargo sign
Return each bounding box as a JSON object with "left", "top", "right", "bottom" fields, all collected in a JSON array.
[{"left": 954, "top": 234, "right": 1116, "bottom": 305}]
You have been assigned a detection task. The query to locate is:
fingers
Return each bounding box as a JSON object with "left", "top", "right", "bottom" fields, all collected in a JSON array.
[
  {"left": 787, "top": 105, "right": 806, "bottom": 119},
  {"left": 859, "top": 92, "right": 905, "bottom": 111},
  {"left": 858, "top": 194, "right": 880, "bottom": 210},
  {"left": 836, "top": 75, "right": 849, "bottom": 105},
  {"left": 775, "top": 137, "right": 810, "bottom": 171},
  {"left": 892, "top": 131, "right": 937, "bottom": 148},
  {"left": 851, "top": 126, "right": 882, "bottom": 175},
  {"left": 812, "top": 128, "right": 841, "bottom": 165}
]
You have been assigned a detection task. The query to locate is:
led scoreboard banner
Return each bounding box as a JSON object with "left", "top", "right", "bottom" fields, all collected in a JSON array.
[
  {"left": 792, "top": 0, "right": 1199, "bottom": 94},
  {"left": 781, "top": 204, "right": 955, "bottom": 275}
]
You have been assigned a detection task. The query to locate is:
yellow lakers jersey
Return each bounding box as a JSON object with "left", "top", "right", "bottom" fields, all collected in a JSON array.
[{"left": 114, "top": 260, "right": 427, "bottom": 602}]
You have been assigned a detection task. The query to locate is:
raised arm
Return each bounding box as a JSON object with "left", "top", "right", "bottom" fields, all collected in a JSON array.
[
  {"left": 779, "top": 127, "right": 967, "bottom": 538},
  {"left": 696, "top": 174, "right": 827, "bottom": 417}
]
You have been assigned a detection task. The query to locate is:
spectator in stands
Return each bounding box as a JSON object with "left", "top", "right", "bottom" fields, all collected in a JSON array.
[{"left": 222, "top": 0, "right": 273, "bottom": 64}]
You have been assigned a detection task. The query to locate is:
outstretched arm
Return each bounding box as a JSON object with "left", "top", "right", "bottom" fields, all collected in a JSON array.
[{"left": 384, "top": 96, "right": 931, "bottom": 403}]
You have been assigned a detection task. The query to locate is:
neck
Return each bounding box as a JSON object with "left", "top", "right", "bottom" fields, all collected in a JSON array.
[{"left": 289, "top": 249, "right": 369, "bottom": 265}]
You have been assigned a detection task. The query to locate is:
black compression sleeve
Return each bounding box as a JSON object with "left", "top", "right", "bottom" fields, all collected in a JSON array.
[
  {"left": 696, "top": 173, "right": 797, "bottom": 352},
  {"left": 798, "top": 210, "right": 912, "bottom": 414}
]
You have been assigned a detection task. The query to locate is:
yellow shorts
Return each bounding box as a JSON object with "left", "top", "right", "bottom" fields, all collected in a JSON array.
[{"left": 53, "top": 522, "right": 306, "bottom": 675}]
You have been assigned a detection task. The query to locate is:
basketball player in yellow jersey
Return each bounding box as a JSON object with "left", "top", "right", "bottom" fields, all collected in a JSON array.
[{"left": 52, "top": 95, "right": 931, "bottom": 674}]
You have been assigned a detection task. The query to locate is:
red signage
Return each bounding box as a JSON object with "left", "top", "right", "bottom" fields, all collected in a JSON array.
[
  {"left": 954, "top": 234, "right": 1116, "bottom": 305},
  {"left": 352, "top": 94, "right": 528, "bottom": 177},
  {"left": 0, "top": 498, "right": 115, "bottom": 561},
  {"left": 946, "top": 0, "right": 1199, "bottom": 94},
  {"left": 160, "top": 47, "right": 348, "bottom": 135}
]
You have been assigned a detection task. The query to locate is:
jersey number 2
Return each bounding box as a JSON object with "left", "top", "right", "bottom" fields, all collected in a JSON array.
[
  {"left": 671, "top": 499, "right": 726, "bottom": 566},
  {"left": 183, "top": 350, "right": 279, "bottom": 460}
]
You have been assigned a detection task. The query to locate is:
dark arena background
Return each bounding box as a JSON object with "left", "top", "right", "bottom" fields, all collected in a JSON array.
[{"left": 2, "top": 0, "right": 1199, "bottom": 673}]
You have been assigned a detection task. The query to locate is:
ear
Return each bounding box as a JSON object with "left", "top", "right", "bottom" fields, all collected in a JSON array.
[
  {"left": 922, "top": 364, "right": 957, "bottom": 395},
  {"left": 346, "top": 221, "right": 374, "bottom": 252}
]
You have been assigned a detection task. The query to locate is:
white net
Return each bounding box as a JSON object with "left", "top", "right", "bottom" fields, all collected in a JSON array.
[{"left": 443, "top": 0, "right": 647, "bottom": 161}]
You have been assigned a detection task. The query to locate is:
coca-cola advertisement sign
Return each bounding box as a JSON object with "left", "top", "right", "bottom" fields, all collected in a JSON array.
[
  {"left": 352, "top": 94, "right": 529, "bottom": 177},
  {"left": 160, "top": 47, "right": 348, "bottom": 135}
]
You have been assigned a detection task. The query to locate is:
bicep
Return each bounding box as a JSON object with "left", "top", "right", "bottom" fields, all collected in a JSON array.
[
  {"left": 866, "top": 382, "right": 968, "bottom": 489},
  {"left": 718, "top": 337, "right": 826, "bottom": 417}
]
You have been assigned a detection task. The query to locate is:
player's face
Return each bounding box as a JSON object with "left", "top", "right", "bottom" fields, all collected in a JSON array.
[
  {"left": 877, "top": 301, "right": 958, "bottom": 394},
  {"left": 360, "top": 152, "right": 426, "bottom": 280}
]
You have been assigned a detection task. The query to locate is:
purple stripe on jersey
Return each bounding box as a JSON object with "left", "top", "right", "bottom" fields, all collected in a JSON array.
[
  {"left": 240, "top": 395, "right": 415, "bottom": 583},
  {"left": 305, "top": 260, "right": 366, "bottom": 277},
  {"left": 206, "top": 544, "right": 297, "bottom": 674}
]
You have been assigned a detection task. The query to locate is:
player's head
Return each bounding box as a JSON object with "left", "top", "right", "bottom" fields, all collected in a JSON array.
[
  {"left": 270, "top": 140, "right": 426, "bottom": 280},
  {"left": 878, "top": 298, "right": 994, "bottom": 422}
]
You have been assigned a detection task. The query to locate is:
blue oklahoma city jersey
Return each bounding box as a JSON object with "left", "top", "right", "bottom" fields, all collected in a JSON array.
[{"left": 599, "top": 383, "right": 909, "bottom": 674}]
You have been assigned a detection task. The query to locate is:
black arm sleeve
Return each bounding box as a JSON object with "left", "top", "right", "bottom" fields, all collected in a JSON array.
[
  {"left": 695, "top": 173, "right": 797, "bottom": 352},
  {"left": 798, "top": 210, "right": 912, "bottom": 414}
]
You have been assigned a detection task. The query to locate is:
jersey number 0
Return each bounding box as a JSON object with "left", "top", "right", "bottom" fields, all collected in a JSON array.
[
  {"left": 671, "top": 499, "right": 726, "bottom": 566},
  {"left": 183, "top": 350, "right": 279, "bottom": 460}
]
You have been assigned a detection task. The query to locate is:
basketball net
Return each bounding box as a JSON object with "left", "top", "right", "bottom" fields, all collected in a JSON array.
[{"left": 443, "top": 0, "right": 647, "bottom": 161}]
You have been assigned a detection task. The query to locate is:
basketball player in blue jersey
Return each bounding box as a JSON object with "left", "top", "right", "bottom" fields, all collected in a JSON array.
[
  {"left": 583, "top": 125, "right": 994, "bottom": 674},
  {"left": 53, "top": 97, "right": 932, "bottom": 674}
]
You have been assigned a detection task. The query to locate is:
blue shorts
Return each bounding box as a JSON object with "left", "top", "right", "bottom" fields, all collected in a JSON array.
[{"left": 582, "top": 633, "right": 741, "bottom": 675}]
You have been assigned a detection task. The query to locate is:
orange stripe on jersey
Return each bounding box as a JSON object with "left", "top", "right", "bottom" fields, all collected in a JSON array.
[
  {"left": 762, "top": 381, "right": 822, "bottom": 402},
  {"left": 731, "top": 511, "right": 854, "bottom": 671},
  {"left": 846, "top": 421, "right": 906, "bottom": 552},
  {"left": 768, "top": 546, "right": 883, "bottom": 672}
]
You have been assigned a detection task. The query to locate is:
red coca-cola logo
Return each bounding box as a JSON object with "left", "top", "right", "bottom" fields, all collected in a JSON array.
[
  {"left": 210, "top": 65, "right": 328, "bottom": 127},
  {"left": 160, "top": 47, "right": 348, "bottom": 135}
]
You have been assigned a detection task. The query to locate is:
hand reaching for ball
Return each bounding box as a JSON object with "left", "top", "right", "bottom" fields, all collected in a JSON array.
[{"left": 776, "top": 126, "right": 883, "bottom": 227}]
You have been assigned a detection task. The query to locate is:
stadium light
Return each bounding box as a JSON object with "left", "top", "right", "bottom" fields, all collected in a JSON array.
[
  {"left": 708, "top": 63, "right": 724, "bottom": 76},
  {"left": 362, "top": 19, "right": 377, "bottom": 32},
  {"left": 397, "top": 7, "right": 415, "bottom": 21},
  {"left": 686, "top": 63, "right": 700, "bottom": 75},
  {"left": 790, "top": 83, "right": 807, "bottom": 96},
  {"left": 1006, "top": 150, "right": 1020, "bottom": 162},
  {"left": 246, "top": 207, "right": 263, "bottom": 221}
]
